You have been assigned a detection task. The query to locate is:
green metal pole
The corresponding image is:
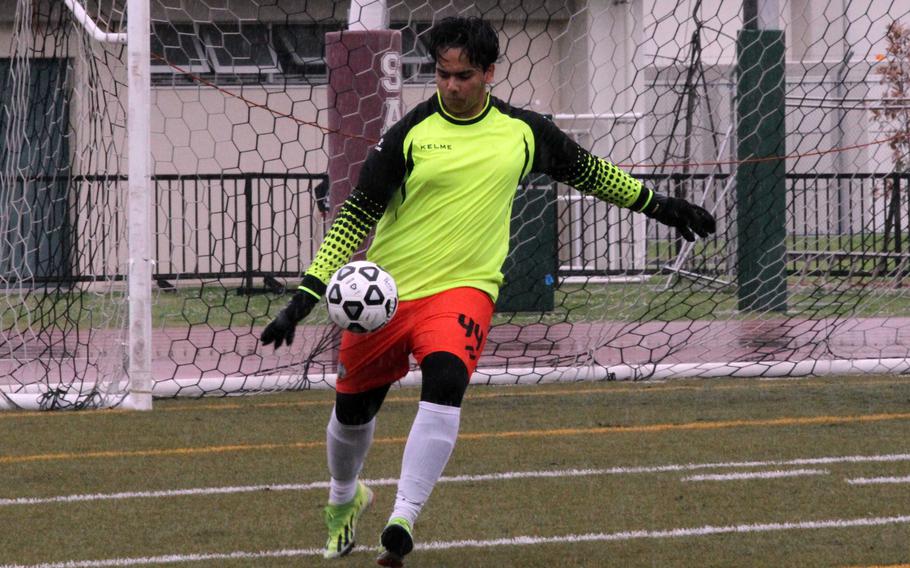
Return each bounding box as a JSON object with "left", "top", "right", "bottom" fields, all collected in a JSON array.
[{"left": 736, "top": 27, "right": 787, "bottom": 312}]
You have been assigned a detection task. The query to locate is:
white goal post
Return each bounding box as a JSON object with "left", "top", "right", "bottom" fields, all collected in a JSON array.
[
  {"left": 123, "top": 0, "right": 153, "bottom": 410},
  {"left": 0, "top": 0, "right": 151, "bottom": 410}
]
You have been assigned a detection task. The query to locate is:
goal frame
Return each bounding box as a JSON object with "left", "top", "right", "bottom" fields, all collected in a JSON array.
[{"left": 42, "top": 0, "right": 153, "bottom": 410}]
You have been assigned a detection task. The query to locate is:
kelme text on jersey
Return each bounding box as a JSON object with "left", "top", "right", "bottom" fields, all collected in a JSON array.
[{"left": 417, "top": 143, "right": 453, "bottom": 151}]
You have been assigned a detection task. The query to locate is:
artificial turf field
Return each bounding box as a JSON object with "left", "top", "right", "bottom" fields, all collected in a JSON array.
[{"left": 1, "top": 374, "right": 909, "bottom": 567}]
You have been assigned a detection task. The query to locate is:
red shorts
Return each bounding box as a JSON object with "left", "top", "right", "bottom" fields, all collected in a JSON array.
[{"left": 336, "top": 286, "right": 494, "bottom": 394}]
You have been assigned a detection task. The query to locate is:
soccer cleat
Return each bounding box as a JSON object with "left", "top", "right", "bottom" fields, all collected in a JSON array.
[
  {"left": 376, "top": 517, "right": 414, "bottom": 567},
  {"left": 322, "top": 481, "right": 374, "bottom": 559}
]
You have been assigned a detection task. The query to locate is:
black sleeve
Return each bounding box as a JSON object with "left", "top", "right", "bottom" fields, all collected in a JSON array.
[
  {"left": 354, "top": 117, "right": 410, "bottom": 205},
  {"left": 303, "top": 103, "right": 428, "bottom": 288},
  {"left": 523, "top": 111, "right": 585, "bottom": 177},
  {"left": 355, "top": 96, "right": 440, "bottom": 205},
  {"left": 300, "top": 129, "right": 403, "bottom": 288},
  {"left": 522, "top": 110, "right": 652, "bottom": 211}
]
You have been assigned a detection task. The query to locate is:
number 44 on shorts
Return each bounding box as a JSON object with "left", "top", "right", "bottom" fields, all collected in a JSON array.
[{"left": 457, "top": 314, "right": 484, "bottom": 361}]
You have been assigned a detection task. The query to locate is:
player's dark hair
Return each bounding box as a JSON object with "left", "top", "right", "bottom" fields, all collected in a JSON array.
[{"left": 427, "top": 16, "right": 500, "bottom": 71}]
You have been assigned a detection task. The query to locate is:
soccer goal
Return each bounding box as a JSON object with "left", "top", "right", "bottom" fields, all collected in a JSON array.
[
  {"left": 2, "top": 0, "right": 910, "bottom": 410},
  {"left": 0, "top": 0, "right": 153, "bottom": 409}
]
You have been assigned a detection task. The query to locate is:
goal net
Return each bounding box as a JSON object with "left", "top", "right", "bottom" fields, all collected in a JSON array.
[
  {"left": 0, "top": 1, "right": 131, "bottom": 409},
  {"left": 2, "top": 0, "right": 910, "bottom": 409}
]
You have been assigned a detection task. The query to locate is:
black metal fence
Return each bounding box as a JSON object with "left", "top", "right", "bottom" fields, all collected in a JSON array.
[
  {"left": 2, "top": 172, "right": 909, "bottom": 287},
  {"left": 151, "top": 173, "right": 328, "bottom": 293},
  {"left": 559, "top": 172, "right": 910, "bottom": 278},
  {"left": 0, "top": 173, "right": 327, "bottom": 290}
]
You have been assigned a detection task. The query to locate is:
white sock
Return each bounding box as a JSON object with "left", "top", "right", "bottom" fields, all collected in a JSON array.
[
  {"left": 390, "top": 401, "right": 461, "bottom": 526},
  {"left": 326, "top": 408, "right": 376, "bottom": 505}
]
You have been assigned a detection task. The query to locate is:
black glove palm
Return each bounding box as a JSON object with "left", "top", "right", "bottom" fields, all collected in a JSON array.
[
  {"left": 261, "top": 291, "right": 318, "bottom": 349},
  {"left": 645, "top": 193, "right": 716, "bottom": 242}
]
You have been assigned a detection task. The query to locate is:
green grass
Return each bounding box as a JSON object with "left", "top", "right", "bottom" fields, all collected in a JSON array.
[
  {"left": 1, "top": 375, "right": 910, "bottom": 567},
  {"left": 650, "top": 234, "right": 910, "bottom": 279},
  {"left": 4, "top": 231, "right": 910, "bottom": 331}
]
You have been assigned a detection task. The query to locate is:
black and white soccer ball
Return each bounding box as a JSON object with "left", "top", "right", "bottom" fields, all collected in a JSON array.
[{"left": 326, "top": 261, "right": 398, "bottom": 333}]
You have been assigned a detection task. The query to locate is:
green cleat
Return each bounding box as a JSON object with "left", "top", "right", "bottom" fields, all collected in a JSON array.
[
  {"left": 376, "top": 517, "right": 414, "bottom": 567},
  {"left": 322, "top": 481, "right": 374, "bottom": 559}
]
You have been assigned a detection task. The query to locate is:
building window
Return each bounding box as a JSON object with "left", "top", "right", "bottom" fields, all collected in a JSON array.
[
  {"left": 150, "top": 22, "right": 209, "bottom": 76},
  {"left": 199, "top": 23, "right": 279, "bottom": 76},
  {"left": 272, "top": 24, "right": 341, "bottom": 84},
  {"left": 393, "top": 22, "right": 435, "bottom": 83},
  {"left": 149, "top": 21, "right": 431, "bottom": 86}
]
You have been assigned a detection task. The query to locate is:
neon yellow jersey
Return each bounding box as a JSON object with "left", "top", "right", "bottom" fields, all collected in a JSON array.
[
  {"left": 368, "top": 96, "right": 535, "bottom": 301},
  {"left": 303, "top": 93, "right": 652, "bottom": 302}
]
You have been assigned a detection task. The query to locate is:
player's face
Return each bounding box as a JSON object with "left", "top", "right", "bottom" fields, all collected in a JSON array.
[{"left": 435, "top": 48, "right": 494, "bottom": 119}]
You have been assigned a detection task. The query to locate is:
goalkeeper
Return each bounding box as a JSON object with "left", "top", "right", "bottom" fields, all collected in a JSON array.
[{"left": 261, "top": 15, "right": 715, "bottom": 568}]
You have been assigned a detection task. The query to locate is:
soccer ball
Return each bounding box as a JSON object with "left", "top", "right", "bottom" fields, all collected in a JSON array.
[{"left": 325, "top": 261, "right": 398, "bottom": 333}]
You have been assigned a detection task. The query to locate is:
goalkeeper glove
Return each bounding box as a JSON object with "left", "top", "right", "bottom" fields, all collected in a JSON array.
[
  {"left": 261, "top": 276, "right": 324, "bottom": 349},
  {"left": 643, "top": 192, "right": 716, "bottom": 242}
]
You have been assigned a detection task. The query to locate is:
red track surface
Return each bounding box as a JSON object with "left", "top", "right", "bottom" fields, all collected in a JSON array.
[{"left": 3, "top": 317, "right": 910, "bottom": 390}]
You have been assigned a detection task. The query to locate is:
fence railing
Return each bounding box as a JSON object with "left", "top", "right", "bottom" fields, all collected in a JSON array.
[
  {"left": 0, "top": 173, "right": 327, "bottom": 289},
  {"left": 2, "top": 172, "right": 908, "bottom": 287},
  {"left": 150, "top": 173, "right": 328, "bottom": 293},
  {"left": 561, "top": 172, "right": 910, "bottom": 278}
]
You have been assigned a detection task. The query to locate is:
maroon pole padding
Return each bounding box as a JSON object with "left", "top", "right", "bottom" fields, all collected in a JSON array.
[{"left": 326, "top": 30, "right": 402, "bottom": 229}]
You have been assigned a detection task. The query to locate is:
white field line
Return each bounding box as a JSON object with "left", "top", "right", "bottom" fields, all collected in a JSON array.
[
  {"left": 847, "top": 475, "right": 910, "bottom": 485},
  {"left": 682, "top": 468, "right": 828, "bottom": 482},
  {"left": 3, "top": 452, "right": 909, "bottom": 507},
  {"left": 3, "top": 514, "right": 910, "bottom": 568}
]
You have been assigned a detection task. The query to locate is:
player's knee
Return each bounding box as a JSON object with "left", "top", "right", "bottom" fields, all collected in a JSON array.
[
  {"left": 334, "top": 384, "right": 390, "bottom": 425},
  {"left": 420, "top": 351, "right": 469, "bottom": 407}
]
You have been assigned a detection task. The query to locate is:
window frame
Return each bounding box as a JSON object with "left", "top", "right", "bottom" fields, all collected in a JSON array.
[
  {"left": 150, "top": 22, "right": 211, "bottom": 75},
  {"left": 148, "top": 21, "right": 433, "bottom": 87},
  {"left": 392, "top": 21, "right": 435, "bottom": 83},
  {"left": 198, "top": 22, "right": 281, "bottom": 76},
  {"left": 272, "top": 23, "right": 342, "bottom": 84}
]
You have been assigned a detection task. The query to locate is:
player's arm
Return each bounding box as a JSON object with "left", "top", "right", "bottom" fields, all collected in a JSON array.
[
  {"left": 529, "top": 114, "right": 715, "bottom": 241},
  {"left": 261, "top": 135, "right": 405, "bottom": 349}
]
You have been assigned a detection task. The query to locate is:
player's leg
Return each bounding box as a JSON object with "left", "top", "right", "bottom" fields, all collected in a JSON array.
[
  {"left": 322, "top": 384, "right": 389, "bottom": 559},
  {"left": 392, "top": 351, "right": 468, "bottom": 524},
  {"left": 377, "top": 287, "right": 493, "bottom": 567},
  {"left": 328, "top": 384, "right": 391, "bottom": 504},
  {"left": 377, "top": 352, "right": 467, "bottom": 567},
  {"left": 323, "top": 316, "right": 410, "bottom": 560}
]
